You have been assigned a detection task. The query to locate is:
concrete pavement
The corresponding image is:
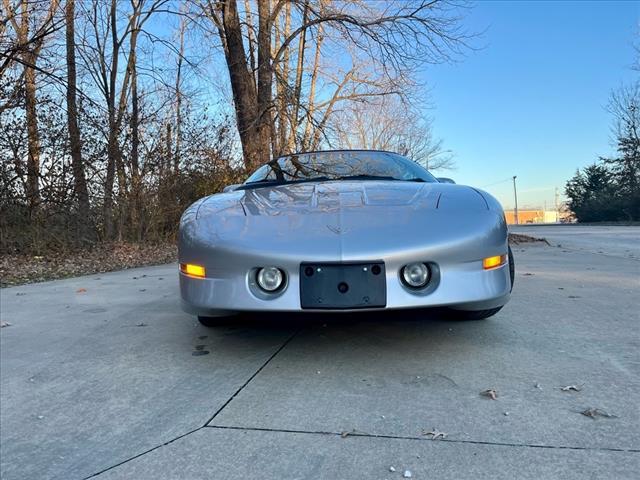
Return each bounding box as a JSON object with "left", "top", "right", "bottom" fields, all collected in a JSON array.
[
  {"left": 1, "top": 227, "right": 639, "bottom": 479},
  {"left": 511, "top": 224, "right": 640, "bottom": 259}
]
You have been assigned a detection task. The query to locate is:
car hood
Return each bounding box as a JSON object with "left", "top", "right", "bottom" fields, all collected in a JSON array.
[
  {"left": 182, "top": 181, "right": 504, "bottom": 262},
  {"left": 197, "top": 180, "right": 488, "bottom": 218}
]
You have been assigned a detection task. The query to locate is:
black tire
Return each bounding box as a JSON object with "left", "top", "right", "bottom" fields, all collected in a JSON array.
[
  {"left": 450, "top": 246, "right": 515, "bottom": 321},
  {"left": 197, "top": 315, "right": 230, "bottom": 327},
  {"left": 454, "top": 306, "right": 503, "bottom": 320},
  {"left": 508, "top": 245, "right": 515, "bottom": 292}
]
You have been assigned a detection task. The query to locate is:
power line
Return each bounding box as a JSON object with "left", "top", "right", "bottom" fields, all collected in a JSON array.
[{"left": 479, "top": 177, "right": 512, "bottom": 188}]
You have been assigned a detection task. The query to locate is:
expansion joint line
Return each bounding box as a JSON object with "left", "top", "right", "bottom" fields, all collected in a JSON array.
[
  {"left": 206, "top": 425, "right": 640, "bottom": 454},
  {"left": 83, "top": 329, "right": 301, "bottom": 479}
]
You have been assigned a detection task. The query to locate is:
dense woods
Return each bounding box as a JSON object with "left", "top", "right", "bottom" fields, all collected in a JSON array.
[{"left": 1, "top": 0, "right": 468, "bottom": 254}]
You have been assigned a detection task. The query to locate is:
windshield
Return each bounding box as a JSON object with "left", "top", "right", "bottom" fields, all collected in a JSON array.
[{"left": 242, "top": 151, "right": 438, "bottom": 188}]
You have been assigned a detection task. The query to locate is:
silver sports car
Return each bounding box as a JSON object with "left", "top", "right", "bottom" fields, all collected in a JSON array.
[{"left": 179, "top": 150, "right": 514, "bottom": 326}]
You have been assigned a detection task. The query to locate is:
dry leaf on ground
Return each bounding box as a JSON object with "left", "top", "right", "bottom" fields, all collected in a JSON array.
[
  {"left": 422, "top": 429, "right": 447, "bottom": 440},
  {"left": 580, "top": 408, "right": 618, "bottom": 419},
  {"left": 480, "top": 389, "right": 498, "bottom": 400},
  {"left": 560, "top": 385, "right": 583, "bottom": 392}
]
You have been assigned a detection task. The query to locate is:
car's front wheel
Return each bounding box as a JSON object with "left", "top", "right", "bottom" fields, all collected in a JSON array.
[
  {"left": 454, "top": 306, "right": 504, "bottom": 320},
  {"left": 197, "top": 315, "right": 232, "bottom": 327}
]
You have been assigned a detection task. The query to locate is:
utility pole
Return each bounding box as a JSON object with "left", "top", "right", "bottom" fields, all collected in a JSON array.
[
  {"left": 512, "top": 175, "right": 519, "bottom": 225},
  {"left": 554, "top": 187, "right": 559, "bottom": 223}
]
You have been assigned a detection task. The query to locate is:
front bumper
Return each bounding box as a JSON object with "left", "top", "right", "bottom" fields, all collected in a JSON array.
[{"left": 179, "top": 259, "right": 511, "bottom": 317}]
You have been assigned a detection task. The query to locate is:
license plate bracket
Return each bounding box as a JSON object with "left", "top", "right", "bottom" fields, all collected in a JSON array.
[{"left": 300, "top": 262, "right": 386, "bottom": 309}]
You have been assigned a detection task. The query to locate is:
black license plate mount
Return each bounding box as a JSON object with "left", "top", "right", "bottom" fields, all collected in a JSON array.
[{"left": 299, "top": 262, "right": 386, "bottom": 309}]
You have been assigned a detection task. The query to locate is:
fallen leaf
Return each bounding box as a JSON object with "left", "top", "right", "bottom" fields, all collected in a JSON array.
[
  {"left": 403, "top": 470, "right": 412, "bottom": 478},
  {"left": 534, "top": 383, "right": 542, "bottom": 390},
  {"left": 389, "top": 466, "right": 396, "bottom": 472},
  {"left": 341, "top": 429, "right": 355, "bottom": 438},
  {"left": 580, "top": 408, "right": 618, "bottom": 419},
  {"left": 135, "top": 322, "right": 147, "bottom": 327},
  {"left": 422, "top": 428, "right": 447, "bottom": 440},
  {"left": 1, "top": 321, "right": 12, "bottom": 328},
  {"left": 523, "top": 272, "right": 534, "bottom": 276},
  {"left": 480, "top": 389, "right": 498, "bottom": 400},
  {"left": 76, "top": 288, "right": 87, "bottom": 293},
  {"left": 561, "top": 385, "right": 582, "bottom": 392}
]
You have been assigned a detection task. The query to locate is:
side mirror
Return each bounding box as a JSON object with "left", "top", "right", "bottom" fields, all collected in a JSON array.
[
  {"left": 437, "top": 177, "right": 456, "bottom": 184},
  {"left": 223, "top": 183, "right": 242, "bottom": 193}
]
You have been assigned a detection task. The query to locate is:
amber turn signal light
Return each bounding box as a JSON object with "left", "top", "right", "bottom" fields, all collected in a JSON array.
[
  {"left": 180, "top": 263, "right": 205, "bottom": 278},
  {"left": 482, "top": 254, "right": 507, "bottom": 270}
]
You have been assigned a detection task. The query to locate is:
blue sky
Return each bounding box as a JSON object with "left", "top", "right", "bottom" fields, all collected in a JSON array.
[{"left": 423, "top": 0, "right": 638, "bottom": 210}]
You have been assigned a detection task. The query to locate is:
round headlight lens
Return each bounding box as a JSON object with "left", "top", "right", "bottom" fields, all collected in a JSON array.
[
  {"left": 402, "top": 262, "right": 430, "bottom": 288},
  {"left": 256, "top": 267, "right": 284, "bottom": 292}
]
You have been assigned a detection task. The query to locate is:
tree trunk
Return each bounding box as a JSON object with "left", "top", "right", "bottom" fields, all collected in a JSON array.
[
  {"left": 275, "top": 1, "right": 291, "bottom": 156},
  {"left": 102, "top": 0, "right": 119, "bottom": 239},
  {"left": 23, "top": 51, "right": 41, "bottom": 213},
  {"left": 65, "top": 0, "right": 91, "bottom": 241},
  {"left": 289, "top": 1, "right": 309, "bottom": 153},
  {"left": 302, "top": 25, "right": 323, "bottom": 150},
  {"left": 256, "top": 0, "right": 273, "bottom": 164},
  {"left": 130, "top": 42, "right": 141, "bottom": 240},
  {"left": 17, "top": 0, "right": 40, "bottom": 213},
  {"left": 174, "top": 12, "right": 186, "bottom": 174},
  {"left": 220, "top": 0, "right": 262, "bottom": 170}
]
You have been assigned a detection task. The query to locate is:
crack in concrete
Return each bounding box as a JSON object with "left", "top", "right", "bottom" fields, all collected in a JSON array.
[
  {"left": 83, "top": 329, "right": 301, "bottom": 479},
  {"left": 203, "top": 329, "right": 301, "bottom": 426},
  {"left": 205, "top": 424, "right": 640, "bottom": 454},
  {"left": 83, "top": 427, "right": 202, "bottom": 479}
]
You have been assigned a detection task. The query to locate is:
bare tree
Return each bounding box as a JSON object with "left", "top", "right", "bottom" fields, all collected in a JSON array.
[
  {"left": 201, "top": 0, "right": 471, "bottom": 168},
  {"left": 65, "top": 0, "right": 90, "bottom": 238},
  {"left": 78, "top": 0, "right": 166, "bottom": 238},
  {"left": 2, "top": 0, "right": 60, "bottom": 211},
  {"left": 332, "top": 95, "right": 454, "bottom": 171}
]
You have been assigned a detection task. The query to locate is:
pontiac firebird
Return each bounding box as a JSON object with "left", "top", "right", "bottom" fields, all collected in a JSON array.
[{"left": 178, "top": 150, "right": 514, "bottom": 326}]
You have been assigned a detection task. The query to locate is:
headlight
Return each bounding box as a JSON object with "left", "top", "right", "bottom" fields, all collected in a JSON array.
[
  {"left": 401, "top": 262, "right": 430, "bottom": 288},
  {"left": 256, "top": 267, "right": 285, "bottom": 292}
]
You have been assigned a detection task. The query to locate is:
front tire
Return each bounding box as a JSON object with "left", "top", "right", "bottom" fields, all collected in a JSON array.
[
  {"left": 197, "top": 315, "right": 230, "bottom": 327},
  {"left": 454, "top": 306, "right": 503, "bottom": 320},
  {"left": 450, "top": 246, "right": 515, "bottom": 321}
]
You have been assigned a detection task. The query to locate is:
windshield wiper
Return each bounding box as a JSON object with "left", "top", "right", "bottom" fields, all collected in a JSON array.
[
  {"left": 239, "top": 176, "right": 331, "bottom": 190},
  {"left": 335, "top": 174, "right": 397, "bottom": 181},
  {"left": 336, "top": 175, "right": 427, "bottom": 182}
]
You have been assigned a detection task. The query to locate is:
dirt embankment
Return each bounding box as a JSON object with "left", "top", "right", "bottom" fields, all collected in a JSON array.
[{"left": 1, "top": 243, "right": 176, "bottom": 288}]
